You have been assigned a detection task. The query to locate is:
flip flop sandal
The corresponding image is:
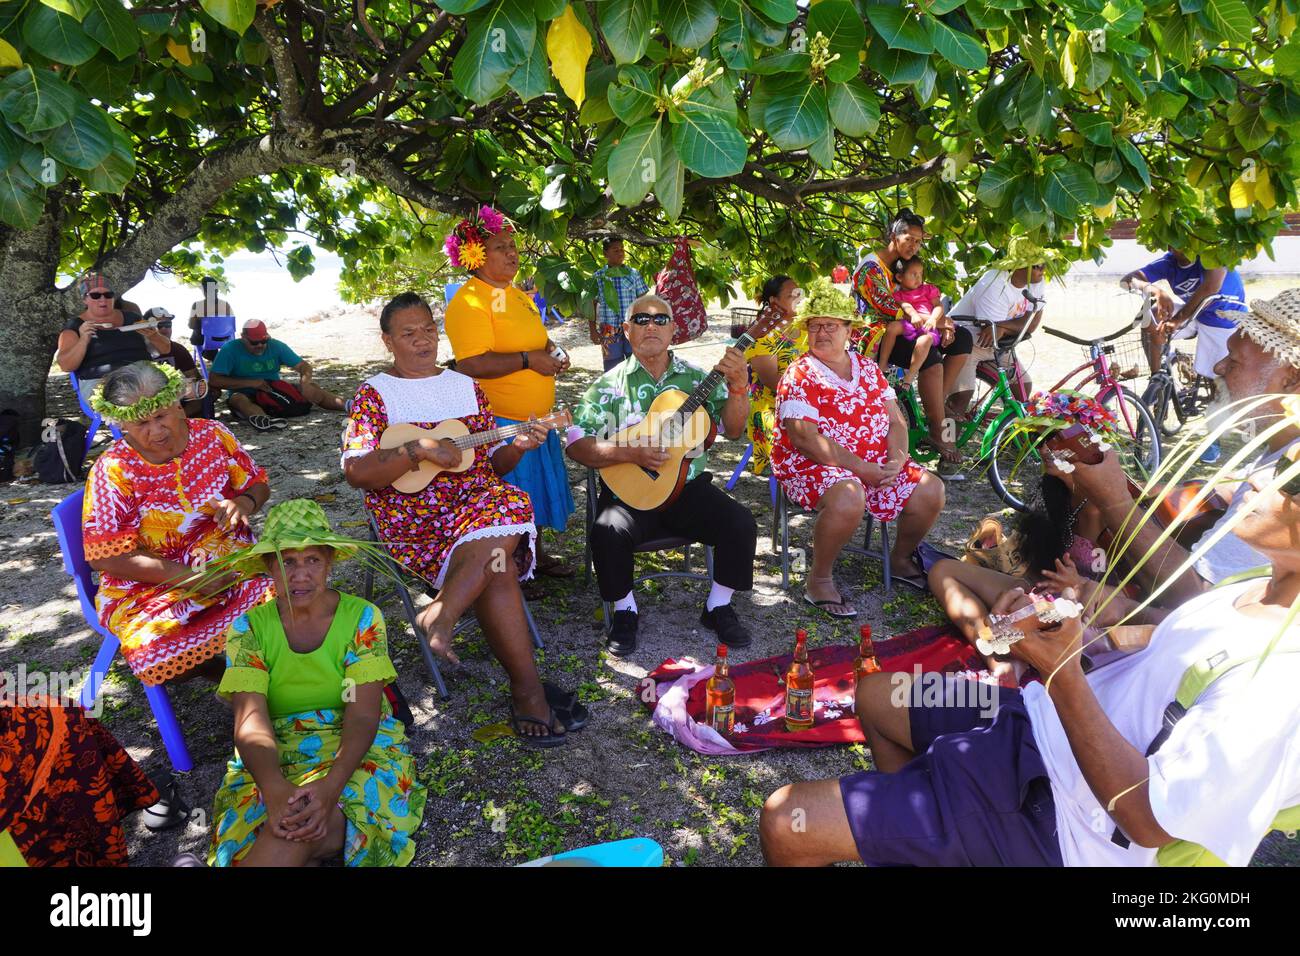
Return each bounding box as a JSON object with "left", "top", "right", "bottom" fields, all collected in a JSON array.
[
  {"left": 509, "top": 705, "right": 568, "bottom": 749},
  {"left": 893, "top": 557, "right": 930, "bottom": 593},
  {"left": 247, "top": 414, "right": 276, "bottom": 432},
  {"left": 543, "top": 681, "right": 590, "bottom": 732},
  {"left": 916, "top": 435, "right": 962, "bottom": 464},
  {"left": 269, "top": 417, "right": 288, "bottom": 430},
  {"left": 803, "top": 591, "right": 857, "bottom": 619},
  {"left": 535, "top": 556, "right": 576, "bottom": 578}
]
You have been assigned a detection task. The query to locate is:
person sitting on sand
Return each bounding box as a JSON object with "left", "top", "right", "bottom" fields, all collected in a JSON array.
[{"left": 341, "top": 292, "right": 587, "bottom": 747}]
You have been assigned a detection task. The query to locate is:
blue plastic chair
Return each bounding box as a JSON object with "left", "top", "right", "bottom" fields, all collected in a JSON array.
[
  {"left": 518, "top": 837, "right": 664, "bottom": 867},
  {"left": 195, "top": 313, "right": 236, "bottom": 359},
  {"left": 444, "top": 282, "right": 464, "bottom": 307},
  {"left": 51, "top": 490, "right": 194, "bottom": 773},
  {"left": 69, "top": 372, "right": 122, "bottom": 454}
]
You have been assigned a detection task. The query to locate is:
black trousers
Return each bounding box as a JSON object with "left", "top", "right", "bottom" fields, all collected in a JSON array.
[
  {"left": 884, "top": 323, "right": 973, "bottom": 371},
  {"left": 589, "top": 473, "right": 757, "bottom": 602}
]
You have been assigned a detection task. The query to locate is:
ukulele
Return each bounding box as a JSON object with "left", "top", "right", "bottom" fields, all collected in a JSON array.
[
  {"left": 599, "top": 309, "right": 785, "bottom": 511},
  {"left": 380, "top": 409, "right": 571, "bottom": 494}
]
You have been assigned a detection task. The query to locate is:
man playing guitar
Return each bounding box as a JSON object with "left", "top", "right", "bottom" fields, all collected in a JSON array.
[{"left": 566, "top": 293, "right": 757, "bottom": 657}]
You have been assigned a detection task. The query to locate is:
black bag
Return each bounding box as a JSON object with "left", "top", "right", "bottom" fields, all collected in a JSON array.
[
  {"left": 0, "top": 408, "right": 19, "bottom": 482},
  {"left": 251, "top": 381, "right": 313, "bottom": 418},
  {"left": 35, "top": 418, "right": 88, "bottom": 483}
]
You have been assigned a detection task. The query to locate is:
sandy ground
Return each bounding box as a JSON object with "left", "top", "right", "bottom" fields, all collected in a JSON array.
[{"left": 3, "top": 275, "right": 1298, "bottom": 867}]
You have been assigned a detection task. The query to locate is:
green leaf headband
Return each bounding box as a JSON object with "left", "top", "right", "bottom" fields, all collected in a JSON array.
[{"left": 89, "top": 362, "right": 185, "bottom": 423}]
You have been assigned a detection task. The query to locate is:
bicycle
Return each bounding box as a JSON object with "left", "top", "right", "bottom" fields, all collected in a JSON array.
[{"left": 1136, "top": 292, "right": 1222, "bottom": 438}]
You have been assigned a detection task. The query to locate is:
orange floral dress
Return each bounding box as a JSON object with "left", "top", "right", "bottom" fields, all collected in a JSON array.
[{"left": 82, "top": 419, "right": 274, "bottom": 685}]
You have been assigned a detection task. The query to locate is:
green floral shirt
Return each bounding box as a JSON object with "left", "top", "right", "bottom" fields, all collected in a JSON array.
[{"left": 573, "top": 352, "right": 729, "bottom": 481}]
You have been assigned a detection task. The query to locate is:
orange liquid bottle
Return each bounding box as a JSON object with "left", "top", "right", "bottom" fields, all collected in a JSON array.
[
  {"left": 705, "top": 645, "right": 735, "bottom": 734},
  {"left": 853, "top": 624, "right": 881, "bottom": 681},
  {"left": 784, "top": 629, "right": 815, "bottom": 732}
]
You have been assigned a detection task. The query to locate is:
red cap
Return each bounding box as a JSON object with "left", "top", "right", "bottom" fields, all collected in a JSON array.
[
  {"left": 716, "top": 644, "right": 727, "bottom": 657},
  {"left": 242, "top": 319, "right": 270, "bottom": 342},
  {"left": 860, "top": 624, "right": 872, "bottom": 639},
  {"left": 795, "top": 628, "right": 807, "bottom": 642}
]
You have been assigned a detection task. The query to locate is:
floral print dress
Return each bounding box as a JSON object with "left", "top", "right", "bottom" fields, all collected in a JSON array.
[
  {"left": 209, "top": 595, "right": 426, "bottom": 867},
  {"left": 771, "top": 351, "right": 924, "bottom": 522},
  {"left": 851, "top": 253, "right": 902, "bottom": 359},
  {"left": 341, "top": 370, "right": 536, "bottom": 587},
  {"left": 81, "top": 419, "right": 274, "bottom": 685},
  {"left": 743, "top": 307, "right": 806, "bottom": 476}
]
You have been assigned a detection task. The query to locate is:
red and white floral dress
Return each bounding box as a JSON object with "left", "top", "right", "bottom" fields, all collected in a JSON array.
[{"left": 771, "top": 350, "right": 924, "bottom": 521}]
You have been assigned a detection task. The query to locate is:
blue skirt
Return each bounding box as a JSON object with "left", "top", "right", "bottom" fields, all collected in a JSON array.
[{"left": 495, "top": 416, "right": 576, "bottom": 531}]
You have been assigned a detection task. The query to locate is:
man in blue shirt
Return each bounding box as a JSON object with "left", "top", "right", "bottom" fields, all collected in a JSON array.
[
  {"left": 1122, "top": 249, "right": 1248, "bottom": 462},
  {"left": 210, "top": 319, "right": 348, "bottom": 429}
]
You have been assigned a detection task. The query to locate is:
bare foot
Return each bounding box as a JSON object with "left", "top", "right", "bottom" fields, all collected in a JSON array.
[
  {"left": 926, "top": 429, "right": 961, "bottom": 463},
  {"left": 416, "top": 602, "right": 461, "bottom": 665}
]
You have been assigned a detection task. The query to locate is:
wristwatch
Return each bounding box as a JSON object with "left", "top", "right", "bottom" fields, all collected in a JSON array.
[{"left": 520, "top": 351, "right": 529, "bottom": 370}]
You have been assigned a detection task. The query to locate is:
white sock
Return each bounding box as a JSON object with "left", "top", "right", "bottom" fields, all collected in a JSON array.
[
  {"left": 613, "top": 592, "right": 637, "bottom": 613},
  {"left": 705, "top": 583, "right": 734, "bottom": 612}
]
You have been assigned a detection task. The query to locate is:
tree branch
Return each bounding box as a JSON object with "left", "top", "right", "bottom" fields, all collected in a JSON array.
[{"left": 326, "top": 13, "right": 453, "bottom": 124}]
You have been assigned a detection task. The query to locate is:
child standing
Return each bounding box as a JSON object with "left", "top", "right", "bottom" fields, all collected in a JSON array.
[{"left": 878, "top": 257, "right": 947, "bottom": 388}]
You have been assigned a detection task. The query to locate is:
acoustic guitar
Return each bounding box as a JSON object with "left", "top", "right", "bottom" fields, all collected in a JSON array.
[
  {"left": 380, "top": 409, "right": 571, "bottom": 494},
  {"left": 599, "top": 308, "right": 785, "bottom": 511}
]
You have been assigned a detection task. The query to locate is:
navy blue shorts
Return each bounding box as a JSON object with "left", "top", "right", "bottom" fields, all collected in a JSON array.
[{"left": 839, "top": 678, "right": 1062, "bottom": 866}]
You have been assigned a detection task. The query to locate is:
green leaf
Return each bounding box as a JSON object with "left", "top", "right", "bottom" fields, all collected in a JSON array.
[
  {"left": 451, "top": 0, "right": 536, "bottom": 105},
  {"left": 1015, "top": 72, "right": 1054, "bottom": 137},
  {"left": 1101, "top": 0, "right": 1144, "bottom": 35},
  {"left": 197, "top": 0, "right": 256, "bottom": 34},
  {"left": 742, "top": 5, "right": 788, "bottom": 46},
  {"left": 1115, "top": 137, "right": 1150, "bottom": 188},
  {"left": 925, "top": 0, "right": 967, "bottom": 13},
  {"left": 607, "top": 116, "right": 662, "bottom": 205},
  {"left": 607, "top": 64, "right": 657, "bottom": 125},
  {"left": 0, "top": 163, "right": 42, "bottom": 228},
  {"left": 0, "top": 123, "right": 18, "bottom": 169},
  {"left": 1205, "top": 0, "right": 1252, "bottom": 41},
  {"left": 808, "top": 115, "right": 835, "bottom": 168},
  {"left": 579, "top": 93, "right": 617, "bottom": 124},
  {"left": 23, "top": 4, "right": 99, "bottom": 65},
  {"left": 673, "top": 96, "right": 746, "bottom": 176},
  {"left": 747, "top": 74, "right": 773, "bottom": 129},
  {"left": 749, "top": 50, "right": 811, "bottom": 74},
  {"left": 0, "top": 66, "right": 79, "bottom": 132},
  {"left": 663, "top": 0, "right": 719, "bottom": 49},
  {"left": 1276, "top": 42, "right": 1300, "bottom": 79},
  {"left": 433, "top": 0, "right": 494, "bottom": 12},
  {"left": 1228, "top": 101, "right": 1274, "bottom": 150},
  {"left": 44, "top": 98, "right": 112, "bottom": 169},
  {"left": 79, "top": 114, "right": 132, "bottom": 192},
  {"left": 533, "top": 0, "right": 567, "bottom": 18},
  {"left": 865, "top": 2, "right": 933, "bottom": 54},
  {"left": 763, "top": 73, "right": 829, "bottom": 150},
  {"left": 828, "top": 78, "right": 880, "bottom": 136},
  {"left": 508, "top": 31, "right": 550, "bottom": 102},
  {"left": 82, "top": 0, "right": 138, "bottom": 60},
  {"left": 1012, "top": 187, "right": 1048, "bottom": 230},
  {"left": 747, "top": 0, "right": 797, "bottom": 21},
  {"left": 867, "top": 42, "right": 929, "bottom": 84},
  {"left": 975, "top": 157, "right": 1016, "bottom": 207},
  {"left": 716, "top": 16, "right": 754, "bottom": 70},
  {"left": 1042, "top": 160, "right": 1098, "bottom": 216},
  {"left": 1263, "top": 84, "right": 1300, "bottom": 125},
  {"left": 655, "top": 144, "right": 684, "bottom": 220},
  {"left": 598, "top": 0, "right": 651, "bottom": 64},
  {"left": 1093, "top": 151, "right": 1123, "bottom": 183},
  {"left": 18, "top": 141, "right": 62, "bottom": 185},
  {"left": 1145, "top": 89, "right": 1188, "bottom": 120},
  {"left": 40, "top": 0, "right": 93, "bottom": 20},
  {"left": 1074, "top": 111, "right": 1113, "bottom": 145},
  {"left": 930, "top": 17, "right": 987, "bottom": 70},
  {"left": 807, "top": 0, "right": 866, "bottom": 83},
  {"left": 1156, "top": 14, "right": 1195, "bottom": 66}
]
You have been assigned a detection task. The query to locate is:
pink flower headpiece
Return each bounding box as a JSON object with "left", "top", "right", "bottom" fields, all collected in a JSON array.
[{"left": 444, "top": 205, "right": 513, "bottom": 271}]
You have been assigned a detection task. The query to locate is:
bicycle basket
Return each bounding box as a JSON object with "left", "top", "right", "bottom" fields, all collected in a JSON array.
[
  {"left": 729, "top": 307, "right": 760, "bottom": 325},
  {"left": 1103, "top": 332, "right": 1146, "bottom": 384}
]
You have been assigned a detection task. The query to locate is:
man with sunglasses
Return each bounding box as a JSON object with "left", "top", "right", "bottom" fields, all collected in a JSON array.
[
  {"left": 56, "top": 272, "right": 171, "bottom": 403},
  {"left": 144, "top": 307, "right": 205, "bottom": 417},
  {"left": 209, "top": 319, "right": 349, "bottom": 430},
  {"left": 568, "top": 294, "right": 757, "bottom": 656}
]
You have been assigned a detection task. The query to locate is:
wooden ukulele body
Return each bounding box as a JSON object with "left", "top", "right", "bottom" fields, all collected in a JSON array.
[
  {"left": 380, "top": 421, "right": 473, "bottom": 493},
  {"left": 600, "top": 388, "right": 717, "bottom": 511}
]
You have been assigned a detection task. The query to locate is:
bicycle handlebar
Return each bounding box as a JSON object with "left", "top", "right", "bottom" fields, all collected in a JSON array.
[{"left": 1041, "top": 321, "right": 1138, "bottom": 347}]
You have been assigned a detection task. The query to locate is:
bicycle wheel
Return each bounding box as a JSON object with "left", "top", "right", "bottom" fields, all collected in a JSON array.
[
  {"left": 1100, "top": 387, "right": 1161, "bottom": 479},
  {"left": 1145, "top": 374, "right": 1185, "bottom": 438},
  {"left": 987, "top": 415, "right": 1042, "bottom": 512}
]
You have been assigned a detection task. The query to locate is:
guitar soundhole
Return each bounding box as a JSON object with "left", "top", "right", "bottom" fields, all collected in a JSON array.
[{"left": 639, "top": 467, "right": 659, "bottom": 480}]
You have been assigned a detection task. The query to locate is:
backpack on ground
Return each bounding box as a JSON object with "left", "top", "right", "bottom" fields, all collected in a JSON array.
[
  {"left": 251, "top": 381, "right": 312, "bottom": 418},
  {"left": 34, "top": 418, "right": 87, "bottom": 483}
]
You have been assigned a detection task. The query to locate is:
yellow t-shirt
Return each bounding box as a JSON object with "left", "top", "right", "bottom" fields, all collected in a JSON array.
[{"left": 443, "top": 276, "right": 553, "bottom": 420}]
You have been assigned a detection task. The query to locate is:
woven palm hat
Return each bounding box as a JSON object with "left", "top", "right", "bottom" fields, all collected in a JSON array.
[
  {"left": 1224, "top": 289, "right": 1300, "bottom": 369},
  {"left": 227, "top": 499, "right": 359, "bottom": 578},
  {"left": 794, "top": 277, "right": 868, "bottom": 330},
  {"left": 989, "top": 237, "right": 1072, "bottom": 282}
]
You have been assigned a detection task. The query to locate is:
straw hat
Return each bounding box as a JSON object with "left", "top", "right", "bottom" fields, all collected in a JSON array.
[
  {"left": 794, "top": 277, "right": 868, "bottom": 331},
  {"left": 1224, "top": 289, "right": 1300, "bottom": 369},
  {"left": 227, "top": 499, "right": 359, "bottom": 578}
]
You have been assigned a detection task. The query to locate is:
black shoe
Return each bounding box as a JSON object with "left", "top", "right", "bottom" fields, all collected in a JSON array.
[
  {"left": 700, "top": 603, "right": 751, "bottom": 648},
  {"left": 384, "top": 682, "right": 415, "bottom": 732},
  {"left": 607, "top": 610, "right": 638, "bottom": 657},
  {"left": 142, "top": 775, "right": 192, "bottom": 832}
]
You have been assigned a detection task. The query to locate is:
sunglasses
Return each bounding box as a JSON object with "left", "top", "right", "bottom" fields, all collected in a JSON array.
[
  {"left": 86, "top": 291, "right": 114, "bottom": 300},
  {"left": 244, "top": 338, "right": 269, "bottom": 346},
  {"left": 630, "top": 312, "right": 671, "bottom": 326}
]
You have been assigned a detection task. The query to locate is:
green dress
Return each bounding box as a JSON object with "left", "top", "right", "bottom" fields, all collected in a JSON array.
[{"left": 208, "top": 593, "right": 426, "bottom": 867}]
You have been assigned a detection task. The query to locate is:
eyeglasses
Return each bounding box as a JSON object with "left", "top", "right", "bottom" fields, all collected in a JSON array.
[
  {"left": 806, "top": 321, "right": 846, "bottom": 334},
  {"left": 244, "top": 338, "right": 269, "bottom": 346},
  {"left": 630, "top": 312, "right": 671, "bottom": 326},
  {"left": 86, "top": 291, "right": 114, "bottom": 300}
]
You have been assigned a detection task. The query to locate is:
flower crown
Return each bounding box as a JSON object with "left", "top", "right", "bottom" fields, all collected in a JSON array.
[
  {"left": 89, "top": 362, "right": 185, "bottom": 423},
  {"left": 444, "top": 205, "right": 513, "bottom": 271}
]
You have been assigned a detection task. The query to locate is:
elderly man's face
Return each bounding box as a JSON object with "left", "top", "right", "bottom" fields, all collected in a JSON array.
[
  {"left": 1215, "top": 331, "right": 1299, "bottom": 406},
  {"left": 624, "top": 302, "right": 672, "bottom": 361}
]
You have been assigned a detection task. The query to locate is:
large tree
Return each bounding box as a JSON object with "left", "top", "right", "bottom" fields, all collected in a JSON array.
[{"left": 1, "top": 0, "right": 1296, "bottom": 436}]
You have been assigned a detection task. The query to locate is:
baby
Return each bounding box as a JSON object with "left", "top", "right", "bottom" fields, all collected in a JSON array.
[{"left": 879, "top": 257, "right": 949, "bottom": 388}]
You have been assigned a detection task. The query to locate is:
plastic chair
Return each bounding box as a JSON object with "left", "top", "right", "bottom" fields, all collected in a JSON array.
[
  {"left": 360, "top": 509, "right": 545, "bottom": 700},
  {"left": 581, "top": 469, "right": 714, "bottom": 634},
  {"left": 444, "top": 282, "right": 464, "bottom": 307},
  {"left": 774, "top": 485, "right": 892, "bottom": 593},
  {"left": 51, "top": 490, "right": 194, "bottom": 773},
  {"left": 68, "top": 372, "right": 122, "bottom": 454}
]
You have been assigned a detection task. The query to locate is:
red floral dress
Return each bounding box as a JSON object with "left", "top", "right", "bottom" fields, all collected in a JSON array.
[
  {"left": 82, "top": 419, "right": 274, "bottom": 685},
  {"left": 771, "top": 351, "right": 924, "bottom": 521},
  {"left": 342, "top": 370, "right": 536, "bottom": 587}
]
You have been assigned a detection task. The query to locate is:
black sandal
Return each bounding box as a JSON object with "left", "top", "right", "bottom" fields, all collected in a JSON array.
[
  {"left": 509, "top": 705, "right": 568, "bottom": 749},
  {"left": 543, "top": 681, "right": 590, "bottom": 732}
]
